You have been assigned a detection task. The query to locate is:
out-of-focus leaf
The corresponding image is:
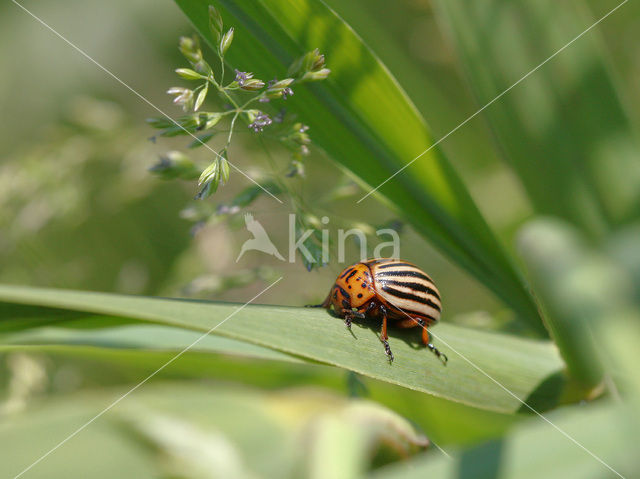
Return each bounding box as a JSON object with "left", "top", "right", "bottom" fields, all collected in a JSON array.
[
  {"left": 518, "top": 220, "right": 608, "bottom": 393},
  {"left": 0, "top": 344, "right": 516, "bottom": 446},
  {"left": 0, "top": 383, "right": 434, "bottom": 479},
  {"left": 0, "top": 284, "right": 563, "bottom": 413},
  {"left": 518, "top": 218, "right": 640, "bottom": 398},
  {"left": 434, "top": 0, "right": 640, "bottom": 235},
  {"left": 173, "top": 0, "right": 545, "bottom": 334},
  {"left": 1, "top": 323, "right": 298, "bottom": 363},
  {"left": 368, "top": 401, "right": 637, "bottom": 479}
]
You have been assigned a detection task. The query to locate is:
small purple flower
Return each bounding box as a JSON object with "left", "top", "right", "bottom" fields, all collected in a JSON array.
[
  {"left": 282, "top": 87, "right": 294, "bottom": 99},
  {"left": 234, "top": 69, "right": 253, "bottom": 86},
  {"left": 299, "top": 124, "right": 309, "bottom": 133},
  {"left": 258, "top": 97, "right": 270, "bottom": 103},
  {"left": 248, "top": 112, "right": 273, "bottom": 132}
]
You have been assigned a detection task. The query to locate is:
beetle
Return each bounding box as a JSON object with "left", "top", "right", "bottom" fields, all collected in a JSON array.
[{"left": 309, "top": 258, "right": 447, "bottom": 364}]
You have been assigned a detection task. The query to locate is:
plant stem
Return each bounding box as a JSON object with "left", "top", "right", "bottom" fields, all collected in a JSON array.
[
  {"left": 207, "top": 76, "right": 239, "bottom": 110},
  {"left": 225, "top": 111, "right": 239, "bottom": 149}
]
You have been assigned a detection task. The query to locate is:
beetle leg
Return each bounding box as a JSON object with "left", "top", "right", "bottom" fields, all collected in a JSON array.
[
  {"left": 422, "top": 328, "right": 447, "bottom": 365},
  {"left": 379, "top": 304, "right": 394, "bottom": 363},
  {"left": 427, "top": 343, "right": 448, "bottom": 365},
  {"left": 365, "top": 300, "right": 377, "bottom": 314}
]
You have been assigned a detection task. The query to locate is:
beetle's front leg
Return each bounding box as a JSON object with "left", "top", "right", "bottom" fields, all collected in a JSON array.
[
  {"left": 340, "top": 299, "right": 365, "bottom": 329},
  {"left": 342, "top": 308, "right": 364, "bottom": 329}
]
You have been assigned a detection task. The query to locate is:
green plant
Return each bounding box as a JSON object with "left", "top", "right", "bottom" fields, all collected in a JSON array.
[{"left": 2, "top": 0, "right": 640, "bottom": 478}]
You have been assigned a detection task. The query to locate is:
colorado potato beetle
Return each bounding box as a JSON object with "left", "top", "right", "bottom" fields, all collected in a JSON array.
[{"left": 310, "top": 258, "right": 447, "bottom": 364}]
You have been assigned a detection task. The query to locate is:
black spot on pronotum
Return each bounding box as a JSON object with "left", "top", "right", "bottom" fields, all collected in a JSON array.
[
  {"left": 345, "top": 269, "right": 358, "bottom": 282},
  {"left": 357, "top": 293, "right": 363, "bottom": 298},
  {"left": 337, "top": 285, "right": 350, "bottom": 299},
  {"left": 340, "top": 267, "right": 354, "bottom": 279}
]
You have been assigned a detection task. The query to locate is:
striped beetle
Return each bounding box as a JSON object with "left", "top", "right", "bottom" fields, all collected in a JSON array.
[{"left": 310, "top": 258, "right": 447, "bottom": 364}]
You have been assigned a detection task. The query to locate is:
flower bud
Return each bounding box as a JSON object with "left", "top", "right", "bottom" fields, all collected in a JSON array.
[
  {"left": 301, "top": 68, "right": 331, "bottom": 82},
  {"left": 220, "top": 27, "right": 234, "bottom": 55},
  {"left": 219, "top": 156, "right": 230, "bottom": 184},
  {"left": 194, "top": 83, "right": 208, "bottom": 111},
  {"left": 196, "top": 160, "right": 220, "bottom": 199},
  {"left": 240, "top": 78, "right": 266, "bottom": 91},
  {"left": 179, "top": 36, "right": 202, "bottom": 64},
  {"left": 175, "top": 68, "right": 202, "bottom": 80},
  {"left": 209, "top": 5, "right": 224, "bottom": 42}
]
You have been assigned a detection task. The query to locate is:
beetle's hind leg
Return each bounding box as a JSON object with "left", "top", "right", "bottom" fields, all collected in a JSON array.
[
  {"left": 421, "top": 327, "right": 448, "bottom": 365},
  {"left": 379, "top": 305, "right": 394, "bottom": 363}
]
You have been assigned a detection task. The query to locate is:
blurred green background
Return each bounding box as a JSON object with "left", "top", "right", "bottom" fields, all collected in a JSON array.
[
  {"left": 3, "top": 0, "right": 638, "bottom": 313},
  {"left": 0, "top": 0, "right": 518, "bottom": 315},
  {"left": 2, "top": 0, "right": 640, "bottom": 478}
]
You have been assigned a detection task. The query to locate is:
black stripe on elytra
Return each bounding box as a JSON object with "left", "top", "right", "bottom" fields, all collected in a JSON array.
[
  {"left": 381, "top": 285, "right": 441, "bottom": 312},
  {"left": 345, "top": 269, "right": 358, "bottom": 282},
  {"left": 377, "top": 262, "right": 418, "bottom": 269},
  {"left": 339, "top": 267, "right": 354, "bottom": 279},
  {"left": 389, "top": 304, "right": 437, "bottom": 323},
  {"left": 382, "top": 280, "right": 440, "bottom": 301},
  {"left": 376, "top": 269, "right": 434, "bottom": 283}
]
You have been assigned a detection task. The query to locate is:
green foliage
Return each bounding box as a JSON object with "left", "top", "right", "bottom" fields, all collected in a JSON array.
[
  {"left": 2, "top": 0, "right": 640, "bottom": 477},
  {"left": 435, "top": 0, "right": 640, "bottom": 236},
  {"left": 0, "top": 285, "right": 562, "bottom": 414},
  {"left": 0, "top": 382, "right": 432, "bottom": 479},
  {"left": 370, "top": 401, "right": 637, "bottom": 479},
  {"left": 148, "top": 14, "right": 330, "bottom": 201},
  {"left": 174, "top": 0, "right": 545, "bottom": 333}
]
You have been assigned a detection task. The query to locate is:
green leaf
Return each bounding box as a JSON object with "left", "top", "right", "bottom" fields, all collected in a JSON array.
[
  {"left": 368, "top": 402, "right": 634, "bottom": 479},
  {"left": 518, "top": 218, "right": 640, "bottom": 396},
  {"left": 0, "top": 284, "right": 563, "bottom": 414},
  {"left": 1, "top": 322, "right": 298, "bottom": 363},
  {"left": 434, "top": 0, "right": 640, "bottom": 235},
  {"left": 187, "top": 131, "right": 216, "bottom": 148},
  {"left": 0, "top": 382, "right": 444, "bottom": 479},
  {"left": 173, "top": 0, "right": 545, "bottom": 334},
  {"left": 145, "top": 116, "right": 174, "bottom": 129}
]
